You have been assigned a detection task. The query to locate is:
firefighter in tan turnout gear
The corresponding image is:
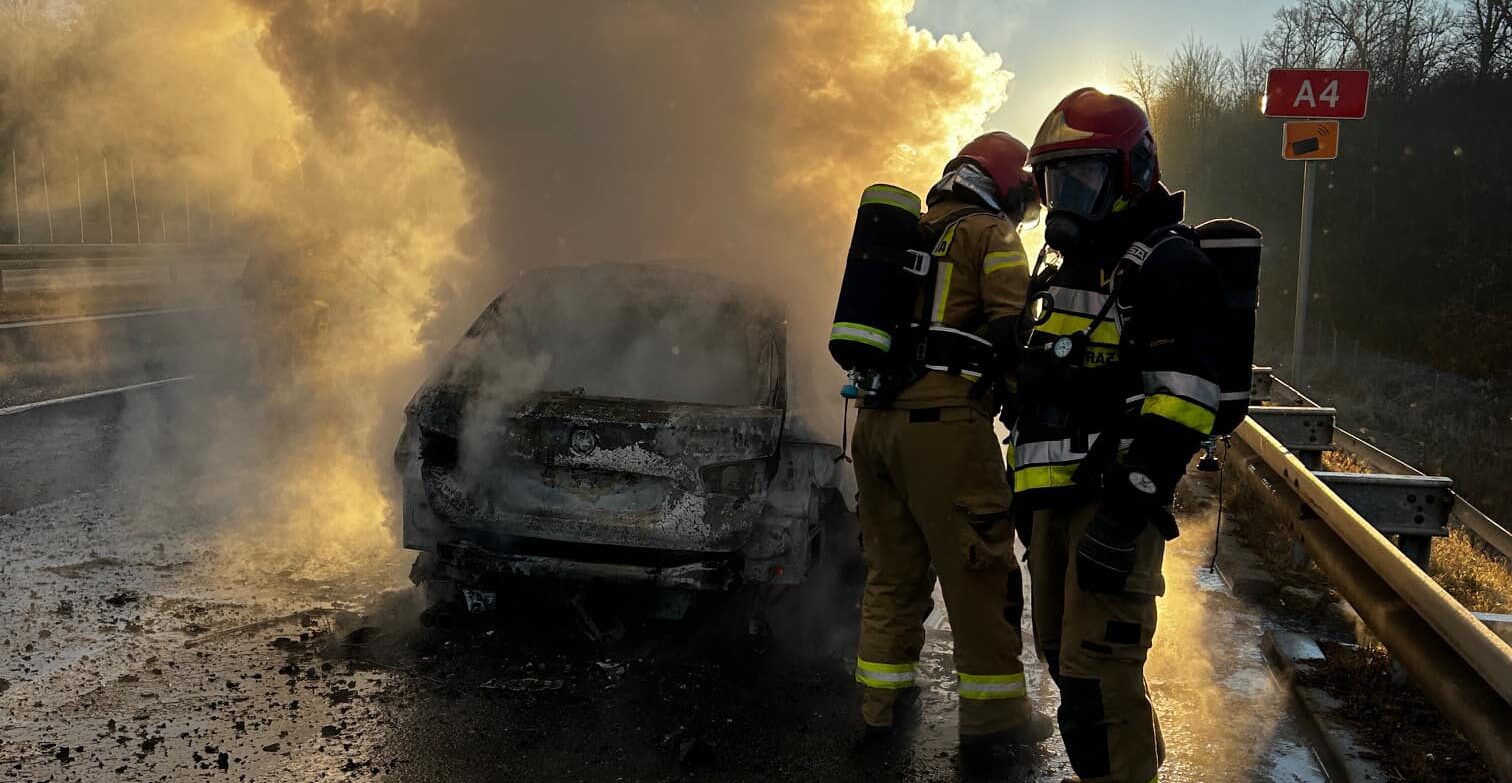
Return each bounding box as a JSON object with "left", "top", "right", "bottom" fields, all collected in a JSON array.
[
  {"left": 1014, "top": 89, "right": 1230, "bottom": 783},
  {"left": 829, "top": 132, "right": 1053, "bottom": 764}
]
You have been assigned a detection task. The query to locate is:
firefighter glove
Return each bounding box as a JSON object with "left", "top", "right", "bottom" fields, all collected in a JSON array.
[{"left": 1076, "top": 463, "right": 1161, "bottom": 594}]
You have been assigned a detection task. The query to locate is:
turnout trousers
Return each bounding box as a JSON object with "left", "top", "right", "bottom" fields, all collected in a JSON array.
[
  {"left": 852, "top": 404, "right": 1031, "bottom": 737},
  {"left": 1029, "top": 499, "right": 1167, "bottom": 783}
]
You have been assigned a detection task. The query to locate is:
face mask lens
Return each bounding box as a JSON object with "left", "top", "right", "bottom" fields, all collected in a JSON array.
[{"left": 1042, "top": 158, "right": 1112, "bottom": 219}]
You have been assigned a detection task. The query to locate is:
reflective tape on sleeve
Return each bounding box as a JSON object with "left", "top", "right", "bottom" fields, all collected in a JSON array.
[
  {"left": 984, "top": 249, "right": 1028, "bottom": 275},
  {"left": 957, "top": 672, "right": 1026, "bottom": 700},
  {"left": 1141, "top": 370, "right": 1220, "bottom": 408},
  {"left": 856, "top": 658, "right": 917, "bottom": 689},
  {"left": 830, "top": 322, "right": 892, "bottom": 352},
  {"left": 860, "top": 184, "right": 922, "bottom": 216},
  {"left": 1142, "top": 393, "right": 1217, "bottom": 434}
]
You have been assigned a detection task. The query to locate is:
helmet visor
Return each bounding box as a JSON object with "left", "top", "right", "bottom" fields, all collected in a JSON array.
[{"left": 1041, "top": 157, "right": 1115, "bottom": 219}]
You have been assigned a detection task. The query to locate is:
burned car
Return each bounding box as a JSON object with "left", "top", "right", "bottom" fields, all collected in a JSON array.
[{"left": 395, "top": 263, "right": 855, "bottom": 611}]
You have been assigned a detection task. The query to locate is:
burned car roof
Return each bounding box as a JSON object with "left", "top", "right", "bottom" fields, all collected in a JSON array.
[{"left": 410, "top": 262, "right": 788, "bottom": 430}]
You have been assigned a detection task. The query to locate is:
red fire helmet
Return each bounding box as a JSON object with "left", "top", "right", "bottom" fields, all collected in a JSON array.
[
  {"left": 947, "top": 131, "right": 1035, "bottom": 205},
  {"left": 1028, "top": 88, "right": 1159, "bottom": 202}
]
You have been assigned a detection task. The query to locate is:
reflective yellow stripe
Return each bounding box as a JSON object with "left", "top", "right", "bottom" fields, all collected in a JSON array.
[
  {"left": 1013, "top": 463, "right": 1080, "bottom": 493},
  {"left": 931, "top": 262, "right": 954, "bottom": 324},
  {"left": 957, "top": 672, "right": 1026, "bottom": 700},
  {"left": 984, "top": 249, "right": 1028, "bottom": 275},
  {"left": 830, "top": 321, "right": 892, "bottom": 351},
  {"left": 859, "top": 184, "right": 921, "bottom": 215},
  {"left": 933, "top": 222, "right": 958, "bottom": 256},
  {"left": 1142, "top": 393, "right": 1216, "bottom": 435},
  {"left": 1038, "top": 312, "right": 1121, "bottom": 346},
  {"left": 855, "top": 658, "right": 916, "bottom": 689}
]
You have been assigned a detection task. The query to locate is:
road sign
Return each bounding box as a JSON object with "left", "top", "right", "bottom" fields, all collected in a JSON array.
[
  {"left": 1283, "top": 121, "right": 1340, "bottom": 160},
  {"left": 1264, "top": 69, "right": 1370, "bottom": 119}
]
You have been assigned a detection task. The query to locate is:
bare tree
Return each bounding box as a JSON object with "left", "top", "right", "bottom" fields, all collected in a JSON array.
[
  {"left": 1121, "top": 52, "right": 1162, "bottom": 122},
  {"left": 1224, "top": 39, "right": 1270, "bottom": 110},
  {"left": 1455, "top": 0, "right": 1512, "bottom": 81},
  {"left": 1263, "top": 5, "right": 1336, "bottom": 67}
]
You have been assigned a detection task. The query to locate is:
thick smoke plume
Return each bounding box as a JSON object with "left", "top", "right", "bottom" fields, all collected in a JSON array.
[
  {"left": 243, "top": 0, "right": 1012, "bottom": 426},
  {"left": 6, "top": 0, "right": 1010, "bottom": 565}
]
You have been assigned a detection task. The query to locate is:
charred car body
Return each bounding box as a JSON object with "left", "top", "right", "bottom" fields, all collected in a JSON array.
[{"left": 396, "top": 263, "right": 855, "bottom": 606}]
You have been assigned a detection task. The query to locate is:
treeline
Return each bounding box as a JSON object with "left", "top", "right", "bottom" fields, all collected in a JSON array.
[{"left": 1126, "top": 0, "right": 1512, "bottom": 383}]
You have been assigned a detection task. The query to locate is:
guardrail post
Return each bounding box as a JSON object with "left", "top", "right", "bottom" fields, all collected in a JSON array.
[
  {"left": 1315, "top": 472, "right": 1454, "bottom": 569},
  {"left": 1247, "top": 406, "right": 1336, "bottom": 469}
]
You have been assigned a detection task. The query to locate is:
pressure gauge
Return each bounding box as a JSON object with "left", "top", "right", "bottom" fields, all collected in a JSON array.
[{"left": 1052, "top": 335, "right": 1075, "bottom": 359}]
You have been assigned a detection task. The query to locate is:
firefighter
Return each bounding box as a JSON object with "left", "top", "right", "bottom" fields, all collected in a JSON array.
[
  {"left": 1013, "top": 88, "right": 1224, "bottom": 783},
  {"left": 851, "top": 131, "right": 1052, "bottom": 761}
]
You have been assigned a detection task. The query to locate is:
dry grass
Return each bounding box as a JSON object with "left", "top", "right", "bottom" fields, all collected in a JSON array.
[
  {"left": 1305, "top": 640, "right": 1492, "bottom": 782},
  {"left": 1222, "top": 455, "right": 1313, "bottom": 578},
  {"left": 1428, "top": 528, "right": 1512, "bottom": 614},
  {"left": 1320, "top": 448, "right": 1372, "bottom": 474}
]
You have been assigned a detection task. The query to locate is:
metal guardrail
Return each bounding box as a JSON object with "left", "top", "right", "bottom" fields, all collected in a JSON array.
[
  {"left": 1235, "top": 368, "right": 1512, "bottom": 780},
  {"left": 1333, "top": 427, "right": 1512, "bottom": 563}
]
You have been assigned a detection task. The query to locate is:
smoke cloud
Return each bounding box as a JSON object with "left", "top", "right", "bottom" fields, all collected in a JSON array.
[{"left": 6, "top": 0, "right": 1011, "bottom": 565}]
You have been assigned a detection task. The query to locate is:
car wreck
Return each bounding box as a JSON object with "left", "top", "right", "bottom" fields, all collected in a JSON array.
[{"left": 395, "top": 262, "right": 856, "bottom": 616}]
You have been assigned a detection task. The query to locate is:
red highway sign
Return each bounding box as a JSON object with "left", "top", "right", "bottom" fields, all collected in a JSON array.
[{"left": 1264, "top": 69, "right": 1370, "bottom": 119}]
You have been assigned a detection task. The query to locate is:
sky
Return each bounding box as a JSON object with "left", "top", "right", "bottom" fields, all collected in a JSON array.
[{"left": 909, "top": 0, "right": 1290, "bottom": 141}]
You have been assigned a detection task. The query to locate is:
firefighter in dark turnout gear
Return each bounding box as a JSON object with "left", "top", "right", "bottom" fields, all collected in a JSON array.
[
  {"left": 852, "top": 132, "right": 1053, "bottom": 755},
  {"left": 1013, "top": 89, "right": 1223, "bottom": 783}
]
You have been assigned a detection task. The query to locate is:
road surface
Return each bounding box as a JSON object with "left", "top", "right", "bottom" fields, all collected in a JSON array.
[{"left": 0, "top": 328, "right": 1328, "bottom": 782}]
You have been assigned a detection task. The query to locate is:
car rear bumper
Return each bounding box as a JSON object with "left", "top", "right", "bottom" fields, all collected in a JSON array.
[{"left": 433, "top": 540, "right": 739, "bottom": 591}]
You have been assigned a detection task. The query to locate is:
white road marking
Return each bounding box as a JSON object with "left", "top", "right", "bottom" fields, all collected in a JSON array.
[
  {"left": 0, "top": 375, "right": 194, "bottom": 417},
  {"left": 0, "top": 303, "right": 243, "bottom": 331}
]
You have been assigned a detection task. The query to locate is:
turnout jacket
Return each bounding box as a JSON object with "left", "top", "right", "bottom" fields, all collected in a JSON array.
[
  {"left": 1011, "top": 186, "right": 1223, "bottom": 508},
  {"left": 886, "top": 196, "right": 1030, "bottom": 413}
]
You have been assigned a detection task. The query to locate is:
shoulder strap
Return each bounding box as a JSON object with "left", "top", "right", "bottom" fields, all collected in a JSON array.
[
  {"left": 915, "top": 205, "right": 999, "bottom": 327},
  {"left": 1118, "top": 223, "right": 1187, "bottom": 270}
]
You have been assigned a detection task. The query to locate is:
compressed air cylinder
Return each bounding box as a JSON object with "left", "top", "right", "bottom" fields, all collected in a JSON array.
[
  {"left": 829, "top": 184, "right": 928, "bottom": 372},
  {"left": 1195, "top": 218, "right": 1263, "bottom": 436}
]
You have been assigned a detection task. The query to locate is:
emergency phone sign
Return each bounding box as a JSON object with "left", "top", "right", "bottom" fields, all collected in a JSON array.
[{"left": 1263, "top": 69, "right": 1370, "bottom": 119}]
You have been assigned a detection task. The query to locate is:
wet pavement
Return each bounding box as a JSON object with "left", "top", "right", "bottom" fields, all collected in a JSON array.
[{"left": 1, "top": 379, "right": 1329, "bottom": 782}]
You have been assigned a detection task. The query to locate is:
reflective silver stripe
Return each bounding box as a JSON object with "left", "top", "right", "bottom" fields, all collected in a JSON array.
[
  {"left": 1142, "top": 370, "right": 1220, "bottom": 408},
  {"left": 1199, "top": 237, "right": 1262, "bottom": 249},
  {"left": 928, "top": 325, "right": 993, "bottom": 347},
  {"left": 923, "top": 364, "right": 983, "bottom": 381},
  {"left": 830, "top": 322, "right": 892, "bottom": 351},
  {"left": 1047, "top": 286, "right": 1110, "bottom": 317},
  {"left": 1219, "top": 391, "right": 1251, "bottom": 401},
  {"left": 856, "top": 668, "right": 914, "bottom": 684},
  {"left": 1125, "top": 394, "right": 1146, "bottom": 405},
  {"left": 984, "top": 249, "right": 1028, "bottom": 275},
  {"left": 931, "top": 261, "right": 954, "bottom": 324},
  {"left": 859, "top": 184, "right": 922, "bottom": 215},
  {"left": 957, "top": 675, "right": 1027, "bottom": 699},
  {"left": 1014, "top": 436, "right": 1093, "bottom": 467}
]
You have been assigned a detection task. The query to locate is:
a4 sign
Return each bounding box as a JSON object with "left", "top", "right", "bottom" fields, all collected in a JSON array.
[{"left": 1263, "top": 69, "right": 1371, "bottom": 119}]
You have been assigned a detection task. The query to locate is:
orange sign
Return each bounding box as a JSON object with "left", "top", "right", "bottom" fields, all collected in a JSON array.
[{"left": 1283, "top": 120, "right": 1340, "bottom": 160}]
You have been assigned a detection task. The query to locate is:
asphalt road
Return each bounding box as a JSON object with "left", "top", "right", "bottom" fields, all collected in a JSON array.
[{"left": 0, "top": 329, "right": 1328, "bottom": 782}]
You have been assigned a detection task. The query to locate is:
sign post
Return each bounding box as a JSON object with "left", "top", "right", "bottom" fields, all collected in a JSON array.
[
  {"left": 1293, "top": 159, "right": 1317, "bottom": 388},
  {"left": 1264, "top": 68, "right": 1370, "bottom": 384}
]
